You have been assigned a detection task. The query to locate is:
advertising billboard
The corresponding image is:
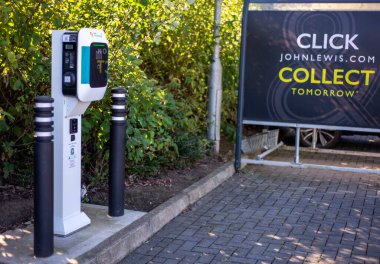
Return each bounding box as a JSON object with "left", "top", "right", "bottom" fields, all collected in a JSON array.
[{"left": 240, "top": 1, "right": 380, "bottom": 132}]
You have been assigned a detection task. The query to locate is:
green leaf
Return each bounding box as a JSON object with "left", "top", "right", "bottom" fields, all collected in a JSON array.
[
  {"left": 3, "top": 163, "right": 15, "bottom": 178},
  {"left": 0, "top": 120, "right": 9, "bottom": 132},
  {"left": 7, "top": 51, "right": 17, "bottom": 64},
  {"left": 13, "top": 79, "right": 23, "bottom": 90}
]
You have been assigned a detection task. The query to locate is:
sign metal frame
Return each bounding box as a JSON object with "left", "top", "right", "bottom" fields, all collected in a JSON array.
[{"left": 235, "top": 0, "right": 380, "bottom": 171}]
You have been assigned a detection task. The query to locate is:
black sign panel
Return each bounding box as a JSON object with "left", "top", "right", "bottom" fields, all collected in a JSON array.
[
  {"left": 241, "top": 3, "right": 380, "bottom": 130},
  {"left": 90, "top": 43, "right": 108, "bottom": 88}
]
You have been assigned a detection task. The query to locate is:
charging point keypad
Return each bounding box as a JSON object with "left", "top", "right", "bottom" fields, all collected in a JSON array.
[{"left": 62, "top": 33, "right": 78, "bottom": 96}]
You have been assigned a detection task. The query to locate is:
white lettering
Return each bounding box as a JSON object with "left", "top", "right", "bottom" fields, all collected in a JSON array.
[
  {"left": 297, "top": 33, "right": 359, "bottom": 50},
  {"left": 312, "top": 34, "right": 322, "bottom": 49},
  {"left": 329, "top": 34, "right": 344, "bottom": 50},
  {"left": 323, "top": 34, "right": 328, "bottom": 49},
  {"left": 297, "top": 33, "right": 311, "bottom": 49},
  {"left": 345, "top": 34, "right": 359, "bottom": 50}
]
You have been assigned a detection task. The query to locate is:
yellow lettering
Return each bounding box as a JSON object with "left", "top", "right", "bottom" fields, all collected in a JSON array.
[
  {"left": 279, "top": 67, "right": 375, "bottom": 87},
  {"left": 333, "top": 69, "right": 344, "bottom": 85},
  {"left": 310, "top": 68, "right": 321, "bottom": 84},
  {"left": 321, "top": 69, "right": 332, "bottom": 84},
  {"left": 361, "top": 70, "right": 375, "bottom": 86},
  {"left": 279, "top": 67, "right": 293, "bottom": 83},
  {"left": 345, "top": 70, "right": 360, "bottom": 86},
  {"left": 293, "top": 68, "right": 309, "bottom": 83}
]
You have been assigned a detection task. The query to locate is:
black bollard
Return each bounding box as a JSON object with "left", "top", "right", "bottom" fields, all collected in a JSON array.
[
  {"left": 109, "top": 88, "right": 127, "bottom": 217},
  {"left": 34, "top": 96, "right": 54, "bottom": 257}
]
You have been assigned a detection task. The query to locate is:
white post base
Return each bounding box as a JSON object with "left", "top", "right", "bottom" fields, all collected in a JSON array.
[{"left": 54, "top": 212, "right": 91, "bottom": 237}]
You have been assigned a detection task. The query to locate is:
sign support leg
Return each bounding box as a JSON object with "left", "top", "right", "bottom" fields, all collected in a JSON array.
[
  {"left": 294, "top": 127, "right": 301, "bottom": 165},
  {"left": 312, "top": 128, "right": 317, "bottom": 149}
]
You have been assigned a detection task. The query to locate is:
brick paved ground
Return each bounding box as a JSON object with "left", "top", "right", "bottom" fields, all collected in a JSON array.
[
  {"left": 268, "top": 149, "right": 380, "bottom": 170},
  {"left": 121, "top": 164, "right": 380, "bottom": 264}
]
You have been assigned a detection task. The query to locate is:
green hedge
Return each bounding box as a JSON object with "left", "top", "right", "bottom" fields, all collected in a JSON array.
[{"left": 0, "top": 0, "right": 243, "bottom": 185}]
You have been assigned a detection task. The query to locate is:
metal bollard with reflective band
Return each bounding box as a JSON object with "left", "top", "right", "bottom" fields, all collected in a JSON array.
[
  {"left": 109, "top": 88, "right": 127, "bottom": 217},
  {"left": 34, "top": 96, "right": 54, "bottom": 257}
]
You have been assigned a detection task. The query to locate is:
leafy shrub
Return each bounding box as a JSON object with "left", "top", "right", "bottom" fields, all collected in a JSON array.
[
  {"left": 220, "top": 0, "right": 243, "bottom": 140},
  {"left": 0, "top": 0, "right": 243, "bottom": 186},
  {"left": 175, "top": 133, "right": 211, "bottom": 161}
]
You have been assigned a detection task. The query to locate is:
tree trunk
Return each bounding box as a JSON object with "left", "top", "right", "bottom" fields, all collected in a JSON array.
[{"left": 208, "top": 0, "right": 223, "bottom": 154}]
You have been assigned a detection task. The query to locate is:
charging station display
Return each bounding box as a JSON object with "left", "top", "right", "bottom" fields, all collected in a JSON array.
[
  {"left": 59, "top": 29, "right": 109, "bottom": 100},
  {"left": 90, "top": 43, "right": 108, "bottom": 88},
  {"left": 77, "top": 28, "right": 109, "bottom": 102}
]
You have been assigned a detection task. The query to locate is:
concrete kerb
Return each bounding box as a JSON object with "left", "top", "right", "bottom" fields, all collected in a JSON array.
[{"left": 77, "top": 161, "right": 241, "bottom": 264}]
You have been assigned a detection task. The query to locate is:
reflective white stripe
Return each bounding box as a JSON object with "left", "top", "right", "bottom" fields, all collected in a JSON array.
[
  {"left": 111, "top": 116, "right": 125, "bottom": 121},
  {"left": 35, "top": 117, "right": 53, "bottom": 122},
  {"left": 35, "top": 103, "right": 52, "bottom": 108},
  {"left": 35, "top": 132, "right": 52, "bottom": 137},
  {"left": 112, "top": 105, "right": 125, "bottom": 110},
  {"left": 111, "top": 93, "right": 126, "bottom": 98}
]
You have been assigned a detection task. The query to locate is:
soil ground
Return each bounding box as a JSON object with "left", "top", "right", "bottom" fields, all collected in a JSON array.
[
  {"left": 0, "top": 139, "right": 234, "bottom": 234},
  {"left": 87, "top": 154, "right": 230, "bottom": 212},
  {"left": 1, "top": 133, "right": 379, "bottom": 234},
  {"left": 0, "top": 185, "right": 33, "bottom": 233},
  {"left": 2, "top": 133, "right": 378, "bottom": 234}
]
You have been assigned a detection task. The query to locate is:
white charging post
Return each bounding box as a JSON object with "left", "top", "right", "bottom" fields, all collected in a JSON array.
[{"left": 51, "top": 28, "right": 108, "bottom": 236}]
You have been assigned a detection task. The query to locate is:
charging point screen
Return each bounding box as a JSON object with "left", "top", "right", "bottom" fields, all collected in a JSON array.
[{"left": 90, "top": 43, "right": 108, "bottom": 88}]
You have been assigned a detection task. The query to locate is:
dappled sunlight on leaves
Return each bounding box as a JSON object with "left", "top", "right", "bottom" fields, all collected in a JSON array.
[{"left": 1, "top": 0, "right": 242, "bottom": 186}]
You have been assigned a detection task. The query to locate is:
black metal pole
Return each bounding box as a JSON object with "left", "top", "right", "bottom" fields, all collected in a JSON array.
[
  {"left": 235, "top": 0, "right": 250, "bottom": 172},
  {"left": 34, "top": 96, "right": 54, "bottom": 257},
  {"left": 109, "top": 88, "right": 127, "bottom": 217}
]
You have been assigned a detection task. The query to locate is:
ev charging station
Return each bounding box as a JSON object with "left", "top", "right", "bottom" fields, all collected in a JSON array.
[{"left": 51, "top": 28, "right": 108, "bottom": 236}]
